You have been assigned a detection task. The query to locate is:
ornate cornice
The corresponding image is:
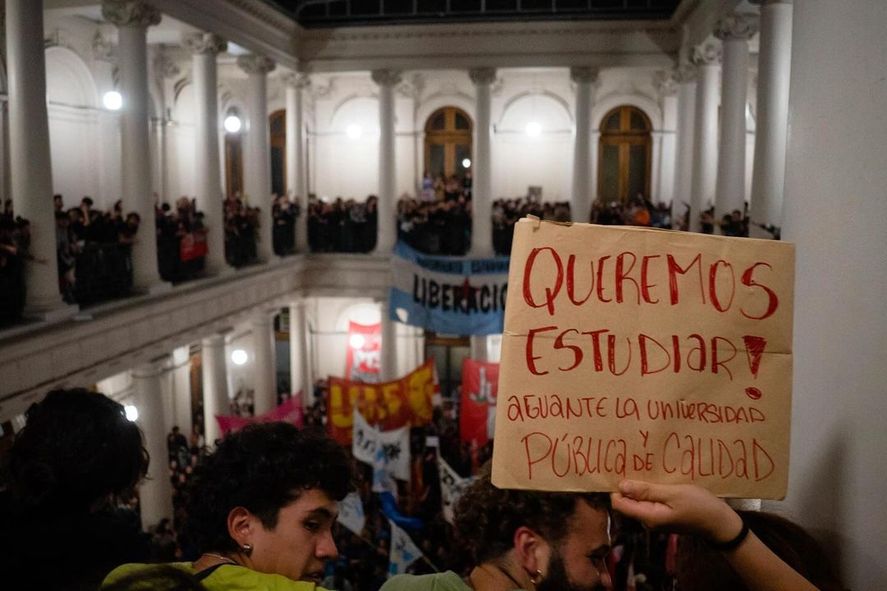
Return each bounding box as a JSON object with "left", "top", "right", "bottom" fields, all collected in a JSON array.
[
  {"left": 570, "top": 66, "right": 599, "bottom": 84},
  {"left": 715, "top": 13, "right": 759, "bottom": 41},
  {"left": 692, "top": 39, "right": 722, "bottom": 66},
  {"left": 221, "top": 0, "right": 297, "bottom": 32},
  {"left": 371, "top": 69, "right": 403, "bottom": 87},
  {"left": 311, "top": 24, "right": 670, "bottom": 43},
  {"left": 101, "top": 0, "right": 162, "bottom": 28},
  {"left": 183, "top": 32, "right": 227, "bottom": 56},
  {"left": 237, "top": 54, "right": 276, "bottom": 75},
  {"left": 469, "top": 67, "right": 497, "bottom": 86}
]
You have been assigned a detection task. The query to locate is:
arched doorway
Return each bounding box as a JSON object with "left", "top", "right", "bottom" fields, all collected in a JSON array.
[
  {"left": 269, "top": 109, "right": 286, "bottom": 196},
  {"left": 224, "top": 131, "right": 243, "bottom": 199},
  {"left": 424, "top": 107, "right": 472, "bottom": 179},
  {"left": 597, "top": 105, "right": 652, "bottom": 202}
]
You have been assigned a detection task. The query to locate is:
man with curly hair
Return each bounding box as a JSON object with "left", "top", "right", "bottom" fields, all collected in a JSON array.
[
  {"left": 104, "top": 422, "right": 354, "bottom": 590},
  {"left": 382, "top": 466, "right": 613, "bottom": 591}
]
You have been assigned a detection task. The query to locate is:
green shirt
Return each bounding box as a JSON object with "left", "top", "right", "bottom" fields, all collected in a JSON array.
[
  {"left": 103, "top": 562, "right": 329, "bottom": 591},
  {"left": 380, "top": 572, "right": 472, "bottom": 591}
]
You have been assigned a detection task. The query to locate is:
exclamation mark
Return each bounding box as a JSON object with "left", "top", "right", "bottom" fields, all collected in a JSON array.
[{"left": 742, "top": 335, "right": 767, "bottom": 400}]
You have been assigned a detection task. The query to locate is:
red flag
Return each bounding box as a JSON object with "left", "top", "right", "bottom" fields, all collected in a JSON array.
[
  {"left": 460, "top": 358, "right": 499, "bottom": 446},
  {"left": 345, "top": 321, "right": 381, "bottom": 382}
]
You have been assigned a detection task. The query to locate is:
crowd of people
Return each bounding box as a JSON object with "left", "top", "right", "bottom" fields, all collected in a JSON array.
[
  {"left": 307, "top": 196, "right": 378, "bottom": 253},
  {"left": 0, "top": 200, "right": 30, "bottom": 325},
  {"left": 0, "top": 384, "right": 843, "bottom": 591},
  {"left": 0, "top": 184, "right": 772, "bottom": 328}
]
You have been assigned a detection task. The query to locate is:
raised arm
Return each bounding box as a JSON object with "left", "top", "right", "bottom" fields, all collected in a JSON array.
[{"left": 611, "top": 480, "right": 819, "bottom": 591}]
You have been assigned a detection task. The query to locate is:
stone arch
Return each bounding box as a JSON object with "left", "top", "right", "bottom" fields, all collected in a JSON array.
[
  {"left": 329, "top": 94, "right": 379, "bottom": 134},
  {"left": 415, "top": 91, "right": 474, "bottom": 131},
  {"left": 592, "top": 92, "right": 662, "bottom": 131},
  {"left": 45, "top": 45, "right": 99, "bottom": 107},
  {"left": 497, "top": 91, "right": 573, "bottom": 133}
]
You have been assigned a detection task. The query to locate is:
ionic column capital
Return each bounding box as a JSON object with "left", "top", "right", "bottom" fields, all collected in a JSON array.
[
  {"left": 469, "top": 67, "right": 497, "bottom": 86},
  {"left": 153, "top": 49, "right": 181, "bottom": 80},
  {"left": 282, "top": 72, "right": 312, "bottom": 90},
  {"left": 715, "top": 12, "right": 759, "bottom": 41},
  {"left": 183, "top": 32, "right": 227, "bottom": 55},
  {"left": 237, "top": 54, "right": 276, "bottom": 75},
  {"left": 692, "top": 39, "right": 722, "bottom": 66},
  {"left": 673, "top": 62, "right": 698, "bottom": 83},
  {"left": 569, "top": 66, "right": 599, "bottom": 85},
  {"left": 371, "top": 69, "right": 403, "bottom": 87},
  {"left": 101, "top": 0, "right": 161, "bottom": 28},
  {"left": 654, "top": 69, "right": 678, "bottom": 97}
]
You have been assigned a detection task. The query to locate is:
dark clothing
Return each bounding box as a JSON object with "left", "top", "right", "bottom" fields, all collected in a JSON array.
[{"left": 0, "top": 491, "right": 151, "bottom": 591}]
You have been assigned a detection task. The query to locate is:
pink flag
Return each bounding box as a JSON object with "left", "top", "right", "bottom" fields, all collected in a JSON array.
[{"left": 216, "top": 394, "right": 304, "bottom": 436}]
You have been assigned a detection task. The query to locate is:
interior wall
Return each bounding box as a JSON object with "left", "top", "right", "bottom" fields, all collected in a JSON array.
[{"left": 778, "top": 1, "right": 887, "bottom": 587}]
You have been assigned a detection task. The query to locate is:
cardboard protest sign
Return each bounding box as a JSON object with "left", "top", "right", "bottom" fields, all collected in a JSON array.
[
  {"left": 491, "top": 219, "right": 794, "bottom": 498},
  {"left": 327, "top": 359, "right": 439, "bottom": 444}
]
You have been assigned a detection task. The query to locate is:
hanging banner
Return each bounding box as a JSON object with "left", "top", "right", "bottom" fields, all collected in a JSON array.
[
  {"left": 388, "top": 520, "right": 424, "bottom": 578},
  {"left": 216, "top": 395, "right": 304, "bottom": 435},
  {"left": 438, "top": 455, "right": 473, "bottom": 524},
  {"left": 353, "top": 409, "right": 411, "bottom": 481},
  {"left": 337, "top": 492, "right": 366, "bottom": 536},
  {"left": 327, "top": 359, "right": 439, "bottom": 444},
  {"left": 346, "top": 321, "right": 381, "bottom": 382},
  {"left": 389, "top": 241, "right": 509, "bottom": 335},
  {"left": 491, "top": 219, "right": 795, "bottom": 499},
  {"left": 460, "top": 358, "right": 499, "bottom": 447}
]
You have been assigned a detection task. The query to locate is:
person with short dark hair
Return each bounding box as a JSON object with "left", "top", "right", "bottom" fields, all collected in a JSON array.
[
  {"left": 382, "top": 466, "right": 613, "bottom": 591},
  {"left": 104, "top": 422, "right": 355, "bottom": 591},
  {"left": 0, "top": 388, "right": 151, "bottom": 591}
]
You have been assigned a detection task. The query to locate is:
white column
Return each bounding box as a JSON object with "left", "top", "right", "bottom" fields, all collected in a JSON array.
[
  {"left": 251, "top": 310, "right": 277, "bottom": 415},
  {"left": 469, "top": 68, "right": 496, "bottom": 256},
  {"left": 185, "top": 33, "right": 228, "bottom": 273},
  {"left": 570, "top": 67, "right": 597, "bottom": 223},
  {"left": 237, "top": 55, "right": 276, "bottom": 261},
  {"left": 672, "top": 64, "right": 697, "bottom": 220},
  {"left": 749, "top": 0, "right": 793, "bottom": 238},
  {"left": 288, "top": 301, "right": 311, "bottom": 408},
  {"left": 283, "top": 73, "right": 311, "bottom": 253},
  {"left": 689, "top": 40, "right": 721, "bottom": 232},
  {"left": 781, "top": 2, "right": 887, "bottom": 587},
  {"left": 654, "top": 70, "right": 678, "bottom": 206},
  {"left": 152, "top": 50, "right": 179, "bottom": 204},
  {"left": 103, "top": 1, "right": 166, "bottom": 291},
  {"left": 372, "top": 69, "right": 401, "bottom": 254},
  {"left": 171, "top": 345, "right": 193, "bottom": 435},
  {"left": 714, "top": 13, "right": 758, "bottom": 229},
  {"left": 6, "top": 0, "right": 72, "bottom": 317},
  {"left": 380, "top": 296, "right": 398, "bottom": 381},
  {"left": 132, "top": 361, "right": 174, "bottom": 530},
  {"left": 201, "top": 334, "right": 229, "bottom": 446}
]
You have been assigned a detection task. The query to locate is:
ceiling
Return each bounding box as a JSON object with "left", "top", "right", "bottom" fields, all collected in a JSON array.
[{"left": 264, "top": 0, "right": 683, "bottom": 28}]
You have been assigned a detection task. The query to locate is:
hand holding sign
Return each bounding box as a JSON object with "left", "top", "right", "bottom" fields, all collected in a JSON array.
[{"left": 492, "top": 219, "right": 794, "bottom": 498}]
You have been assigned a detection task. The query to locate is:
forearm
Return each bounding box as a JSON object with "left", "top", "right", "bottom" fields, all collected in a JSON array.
[{"left": 723, "top": 531, "right": 818, "bottom": 591}]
